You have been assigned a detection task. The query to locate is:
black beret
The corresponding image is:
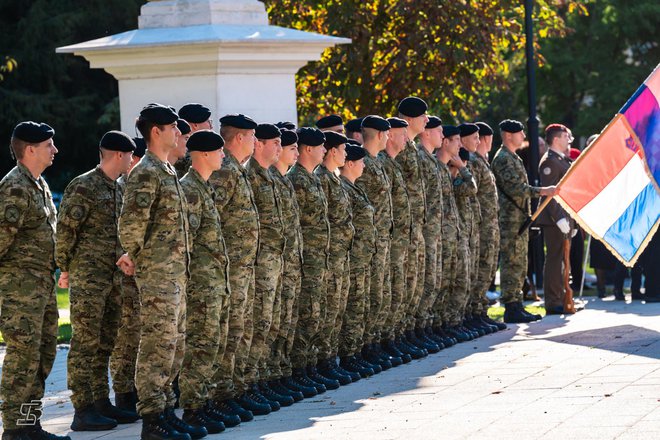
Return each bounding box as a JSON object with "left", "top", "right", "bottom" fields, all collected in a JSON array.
[
  {"left": 426, "top": 116, "right": 442, "bottom": 129},
  {"left": 361, "top": 115, "right": 391, "bottom": 131},
  {"left": 476, "top": 122, "right": 494, "bottom": 136},
  {"left": 459, "top": 147, "right": 470, "bottom": 162},
  {"left": 346, "top": 139, "right": 362, "bottom": 147},
  {"left": 345, "top": 143, "right": 367, "bottom": 161},
  {"left": 387, "top": 117, "right": 409, "bottom": 129},
  {"left": 316, "top": 114, "right": 343, "bottom": 129},
  {"left": 443, "top": 125, "right": 460, "bottom": 137},
  {"left": 132, "top": 137, "right": 147, "bottom": 157},
  {"left": 99, "top": 131, "right": 135, "bottom": 152},
  {"left": 187, "top": 130, "right": 224, "bottom": 152},
  {"left": 12, "top": 121, "right": 55, "bottom": 143},
  {"left": 499, "top": 119, "right": 525, "bottom": 133},
  {"left": 345, "top": 118, "right": 364, "bottom": 133},
  {"left": 220, "top": 113, "right": 257, "bottom": 129},
  {"left": 178, "top": 103, "right": 212, "bottom": 124},
  {"left": 397, "top": 96, "right": 428, "bottom": 118},
  {"left": 139, "top": 103, "right": 179, "bottom": 125},
  {"left": 177, "top": 119, "right": 191, "bottom": 136},
  {"left": 275, "top": 121, "right": 296, "bottom": 130},
  {"left": 280, "top": 129, "right": 298, "bottom": 147},
  {"left": 459, "top": 123, "right": 479, "bottom": 137},
  {"left": 324, "top": 131, "right": 348, "bottom": 149},
  {"left": 255, "top": 123, "right": 281, "bottom": 140},
  {"left": 296, "top": 127, "right": 326, "bottom": 147}
]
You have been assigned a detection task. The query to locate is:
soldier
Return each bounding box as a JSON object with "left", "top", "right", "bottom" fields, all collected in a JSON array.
[
  {"left": 206, "top": 114, "right": 261, "bottom": 422},
  {"left": 315, "top": 131, "right": 356, "bottom": 385},
  {"left": 57, "top": 131, "right": 139, "bottom": 431},
  {"left": 178, "top": 130, "right": 232, "bottom": 434},
  {"left": 538, "top": 124, "right": 575, "bottom": 315},
  {"left": 377, "top": 117, "right": 416, "bottom": 363},
  {"left": 287, "top": 127, "right": 337, "bottom": 393},
  {"left": 117, "top": 103, "right": 201, "bottom": 440},
  {"left": 169, "top": 119, "right": 191, "bottom": 176},
  {"left": 491, "top": 119, "right": 556, "bottom": 323},
  {"left": 338, "top": 142, "right": 378, "bottom": 377},
  {"left": 315, "top": 114, "right": 344, "bottom": 133},
  {"left": 174, "top": 103, "right": 213, "bottom": 176},
  {"left": 345, "top": 118, "right": 364, "bottom": 144},
  {"left": 0, "top": 122, "right": 70, "bottom": 440},
  {"left": 244, "top": 124, "right": 292, "bottom": 409}
]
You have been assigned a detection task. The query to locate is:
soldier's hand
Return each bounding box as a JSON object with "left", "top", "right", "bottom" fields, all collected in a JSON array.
[
  {"left": 539, "top": 185, "right": 558, "bottom": 196},
  {"left": 117, "top": 253, "right": 136, "bottom": 276},
  {"left": 449, "top": 154, "right": 465, "bottom": 169},
  {"left": 58, "top": 271, "right": 69, "bottom": 289}
]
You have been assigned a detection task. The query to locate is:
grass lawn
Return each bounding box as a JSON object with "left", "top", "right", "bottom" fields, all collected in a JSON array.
[{"left": 487, "top": 304, "right": 546, "bottom": 321}]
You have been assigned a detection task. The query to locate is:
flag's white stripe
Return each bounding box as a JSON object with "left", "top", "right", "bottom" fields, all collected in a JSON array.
[{"left": 577, "top": 154, "right": 650, "bottom": 237}]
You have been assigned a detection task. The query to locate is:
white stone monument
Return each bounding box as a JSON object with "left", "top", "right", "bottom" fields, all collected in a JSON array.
[{"left": 56, "top": 0, "right": 350, "bottom": 131}]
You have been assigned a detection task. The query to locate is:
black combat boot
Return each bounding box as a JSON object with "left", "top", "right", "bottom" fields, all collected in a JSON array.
[
  {"left": 282, "top": 375, "right": 317, "bottom": 398},
  {"left": 374, "top": 342, "right": 402, "bottom": 367},
  {"left": 182, "top": 408, "right": 224, "bottom": 434},
  {"left": 424, "top": 327, "right": 446, "bottom": 348},
  {"left": 269, "top": 379, "right": 304, "bottom": 402},
  {"left": 237, "top": 390, "right": 271, "bottom": 416},
  {"left": 390, "top": 337, "right": 413, "bottom": 363},
  {"left": 70, "top": 404, "right": 117, "bottom": 431},
  {"left": 334, "top": 360, "right": 361, "bottom": 382},
  {"left": 259, "top": 381, "right": 294, "bottom": 407},
  {"left": 340, "top": 355, "right": 373, "bottom": 378},
  {"left": 318, "top": 359, "right": 352, "bottom": 385},
  {"left": 95, "top": 397, "right": 139, "bottom": 423},
  {"left": 445, "top": 326, "right": 471, "bottom": 342},
  {"left": 164, "top": 407, "right": 207, "bottom": 439},
  {"left": 204, "top": 400, "right": 241, "bottom": 427},
  {"left": 215, "top": 399, "right": 253, "bottom": 422},
  {"left": 293, "top": 367, "right": 326, "bottom": 394},
  {"left": 246, "top": 384, "right": 280, "bottom": 412},
  {"left": 415, "top": 327, "right": 441, "bottom": 353},
  {"left": 503, "top": 302, "right": 535, "bottom": 323},
  {"left": 404, "top": 330, "right": 429, "bottom": 357},
  {"left": 520, "top": 303, "right": 542, "bottom": 320},
  {"left": 481, "top": 312, "right": 507, "bottom": 331},
  {"left": 140, "top": 412, "right": 191, "bottom": 440},
  {"left": 357, "top": 349, "right": 382, "bottom": 373},
  {"left": 114, "top": 391, "right": 138, "bottom": 414},
  {"left": 307, "top": 365, "right": 340, "bottom": 390},
  {"left": 462, "top": 319, "right": 486, "bottom": 337}
]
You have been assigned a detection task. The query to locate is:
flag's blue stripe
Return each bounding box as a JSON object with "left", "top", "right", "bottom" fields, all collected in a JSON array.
[
  {"left": 603, "top": 183, "right": 660, "bottom": 262},
  {"left": 620, "top": 83, "right": 647, "bottom": 114}
]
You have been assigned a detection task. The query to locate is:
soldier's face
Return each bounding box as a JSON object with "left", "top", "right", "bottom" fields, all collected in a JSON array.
[
  {"left": 118, "top": 151, "right": 134, "bottom": 175},
  {"left": 480, "top": 135, "right": 493, "bottom": 152},
  {"left": 241, "top": 129, "right": 257, "bottom": 157},
  {"left": 447, "top": 135, "right": 461, "bottom": 155},
  {"left": 279, "top": 144, "right": 298, "bottom": 167},
  {"left": 209, "top": 148, "right": 225, "bottom": 171},
  {"left": 334, "top": 143, "right": 347, "bottom": 167},
  {"left": 353, "top": 158, "right": 365, "bottom": 178},
  {"left": 313, "top": 145, "right": 326, "bottom": 165},
  {"left": 30, "top": 138, "right": 58, "bottom": 168},
  {"left": 426, "top": 126, "right": 444, "bottom": 148},
  {"left": 260, "top": 137, "right": 282, "bottom": 165},
  {"left": 323, "top": 125, "right": 345, "bottom": 134},
  {"left": 158, "top": 122, "right": 180, "bottom": 150},
  {"left": 461, "top": 132, "right": 480, "bottom": 152},
  {"left": 410, "top": 113, "right": 429, "bottom": 135},
  {"left": 389, "top": 128, "right": 406, "bottom": 150},
  {"left": 378, "top": 130, "right": 390, "bottom": 150},
  {"left": 174, "top": 133, "right": 189, "bottom": 160}
]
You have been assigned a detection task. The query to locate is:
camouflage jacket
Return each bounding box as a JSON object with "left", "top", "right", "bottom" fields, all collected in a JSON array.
[
  {"left": 56, "top": 166, "right": 123, "bottom": 274},
  {"left": 491, "top": 146, "right": 541, "bottom": 226},
  {"left": 208, "top": 151, "right": 260, "bottom": 265},
  {"left": 270, "top": 165, "right": 304, "bottom": 265},
  {"left": 316, "top": 164, "right": 354, "bottom": 254},
  {"left": 340, "top": 176, "right": 376, "bottom": 267},
  {"left": 396, "top": 139, "right": 427, "bottom": 226},
  {"left": 0, "top": 162, "right": 57, "bottom": 273},
  {"left": 355, "top": 150, "right": 393, "bottom": 239},
  {"left": 438, "top": 161, "right": 461, "bottom": 239},
  {"left": 246, "top": 157, "right": 285, "bottom": 252},
  {"left": 379, "top": 152, "right": 411, "bottom": 241},
  {"left": 418, "top": 145, "right": 443, "bottom": 233},
  {"left": 180, "top": 168, "right": 230, "bottom": 296},
  {"left": 471, "top": 153, "right": 499, "bottom": 229},
  {"left": 174, "top": 152, "right": 191, "bottom": 178},
  {"left": 118, "top": 151, "right": 190, "bottom": 276}
]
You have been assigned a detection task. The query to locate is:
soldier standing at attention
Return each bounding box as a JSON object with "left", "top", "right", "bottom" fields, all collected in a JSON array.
[
  {"left": 491, "top": 119, "right": 556, "bottom": 323},
  {"left": 345, "top": 118, "right": 364, "bottom": 144},
  {"left": 0, "top": 122, "right": 69, "bottom": 440},
  {"left": 117, "top": 103, "right": 201, "bottom": 440},
  {"left": 174, "top": 103, "right": 213, "bottom": 176},
  {"left": 57, "top": 131, "right": 139, "bottom": 432},
  {"left": 206, "top": 114, "right": 260, "bottom": 422},
  {"left": 169, "top": 119, "right": 191, "bottom": 176},
  {"left": 315, "top": 114, "right": 345, "bottom": 134}
]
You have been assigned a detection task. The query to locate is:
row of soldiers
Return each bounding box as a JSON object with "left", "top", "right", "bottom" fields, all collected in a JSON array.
[{"left": 0, "top": 96, "right": 555, "bottom": 440}]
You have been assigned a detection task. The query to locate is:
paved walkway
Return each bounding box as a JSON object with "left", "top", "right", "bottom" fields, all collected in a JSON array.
[{"left": 2, "top": 297, "right": 659, "bottom": 439}]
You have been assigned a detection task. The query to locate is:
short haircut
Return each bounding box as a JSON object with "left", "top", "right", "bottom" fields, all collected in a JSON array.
[
  {"left": 136, "top": 118, "right": 161, "bottom": 143},
  {"left": 220, "top": 126, "right": 242, "bottom": 144},
  {"left": 545, "top": 123, "right": 568, "bottom": 145},
  {"left": 10, "top": 137, "right": 29, "bottom": 160},
  {"left": 361, "top": 127, "right": 380, "bottom": 142}
]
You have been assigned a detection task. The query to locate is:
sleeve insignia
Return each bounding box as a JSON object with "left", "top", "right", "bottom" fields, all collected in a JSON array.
[
  {"left": 136, "top": 192, "right": 151, "bottom": 208},
  {"left": 188, "top": 213, "right": 200, "bottom": 229},
  {"left": 4, "top": 205, "right": 20, "bottom": 223},
  {"left": 70, "top": 205, "right": 86, "bottom": 221}
]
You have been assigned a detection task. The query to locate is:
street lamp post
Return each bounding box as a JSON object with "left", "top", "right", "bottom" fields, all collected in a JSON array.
[{"left": 525, "top": 0, "right": 540, "bottom": 188}]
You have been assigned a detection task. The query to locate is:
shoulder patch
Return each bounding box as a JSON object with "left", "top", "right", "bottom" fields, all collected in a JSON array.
[
  {"left": 4, "top": 205, "right": 20, "bottom": 223},
  {"left": 543, "top": 167, "right": 552, "bottom": 176},
  {"left": 10, "top": 188, "right": 24, "bottom": 197},
  {"left": 135, "top": 192, "right": 151, "bottom": 208},
  {"left": 69, "top": 205, "right": 86, "bottom": 221},
  {"left": 188, "top": 213, "right": 200, "bottom": 229}
]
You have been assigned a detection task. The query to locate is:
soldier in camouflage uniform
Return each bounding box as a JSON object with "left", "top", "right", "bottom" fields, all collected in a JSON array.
[
  {"left": 178, "top": 130, "right": 231, "bottom": 434},
  {"left": 315, "top": 131, "right": 355, "bottom": 384},
  {"left": 0, "top": 122, "right": 69, "bottom": 440},
  {"left": 169, "top": 119, "right": 191, "bottom": 176},
  {"left": 491, "top": 119, "right": 556, "bottom": 323},
  {"left": 206, "top": 114, "right": 261, "bottom": 421},
  {"left": 117, "top": 104, "right": 201, "bottom": 439},
  {"left": 174, "top": 103, "right": 214, "bottom": 177},
  {"left": 57, "top": 131, "right": 138, "bottom": 431}
]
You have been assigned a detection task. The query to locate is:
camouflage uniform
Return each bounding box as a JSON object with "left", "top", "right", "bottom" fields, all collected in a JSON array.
[
  {"left": 377, "top": 151, "right": 410, "bottom": 340},
  {"left": 338, "top": 176, "right": 376, "bottom": 357},
  {"left": 179, "top": 168, "right": 231, "bottom": 410},
  {"left": 174, "top": 153, "right": 192, "bottom": 178},
  {"left": 56, "top": 166, "right": 123, "bottom": 410},
  {"left": 315, "top": 165, "right": 354, "bottom": 360},
  {"left": 245, "top": 157, "right": 285, "bottom": 384},
  {"left": 269, "top": 166, "right": 303, "bottom": 379},
  {"left": 355, "top": 152, "right": 393, "bottom": 345},
  {"left": 207, "top": 151, "right": 259, "bottom": 400},
  {"left": 0, "top": 162, "right": 58, "bottom": 430},
  {"left": 396, "top": 140, "right": 426, "bottom": 333},
  {"left": 491, "top": 146, "right": 541, "bottom": 304},
  {"left": 118, "top": 151, "right": 190, "bottom": 416},
  {"left": 287, "top": 163, "right": 330, "bottom": 368},
  {"left": 417, "top": 146, "right": 443, "bottom": 329}
]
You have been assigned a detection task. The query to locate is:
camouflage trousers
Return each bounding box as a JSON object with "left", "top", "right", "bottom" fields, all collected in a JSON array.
[
  {"left": 499, "top": 223, "right": 528, "bottom": 304},
  {"left": 134, "top": 274, "right": 186, "bottom": 416},
  {"left": 463, "top": 223, "right": 481, "bottom": 317},
  {"left": 211, "top": 261, "right": 255, "bottom": 401},
  {"left": 417, "top": 224, "right": 442, "bottom": 329},
  {"left": 110, "top": 274, "right": 140, "bottom": 395},
  {"left": 179, "top": 283, "right": 229, "bottom": 410},
  {"left": 244, "top": 246, "right": 282, "bottom": 385},
  {"left": 317, "top": 250, "right": 350, "bottom": 360},
  {"left": 290, "top": 254, "right": 327, "bottom": 368},
  {"left": 338, "top": 259, "right": 371, "bottom": 357},
  {"left": 383, "top": 233, "right": 408, "bottom": 340},
  {"left": 273, "top": 251, "right": 302, "bottom": 378},
  {"left": 364, "top": 235, "right": 390, "bottom": 344},
  {"left": 67, "top": 267, "right": 122, "bottom": 409},
  {"left": 469, "top": 222, "right": 499, "bottom": 315},
  {"left": 0, "top": 270, "right": 58, "bottom": 430},
  {"left": 403, "top": 224, "right": 426, "bottom": 331},
  {"left": 446, "top": 234, "right": 471, "bottom": 326},
  {"left": 432, "top": 229, "right": 458, "bottom": 328}
]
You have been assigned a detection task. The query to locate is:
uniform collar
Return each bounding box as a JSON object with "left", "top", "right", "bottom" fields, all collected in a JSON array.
[
  {"left": 248, "top": 157, "right": 273, "bottom": 181},
  {"left": 17, "top": 161, "right": 45, "bottom": 189},
  {"left": 94, "top": 165, "right": 117, "bottom": 187},
  {"left": 145, "top": 150, "right": 176, "bottom": 176}
]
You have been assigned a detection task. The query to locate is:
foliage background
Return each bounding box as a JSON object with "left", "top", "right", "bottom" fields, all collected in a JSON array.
[{"left": 1, "top": 0, "right": 658, "bottom": 191}]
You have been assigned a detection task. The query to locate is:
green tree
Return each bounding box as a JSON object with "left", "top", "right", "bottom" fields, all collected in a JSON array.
[{"left": 0, "top": 56, "right": 18, "bottom": 82}]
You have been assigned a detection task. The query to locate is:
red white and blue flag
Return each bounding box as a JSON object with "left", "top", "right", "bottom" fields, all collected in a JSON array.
[{"left": 555, "top": 63, "right": 660, "bottom": 266}]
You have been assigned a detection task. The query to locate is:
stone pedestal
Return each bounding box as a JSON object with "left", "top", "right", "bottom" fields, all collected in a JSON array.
[{"left": 57, "top": 0, "right": 350, "bottom": 130}]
